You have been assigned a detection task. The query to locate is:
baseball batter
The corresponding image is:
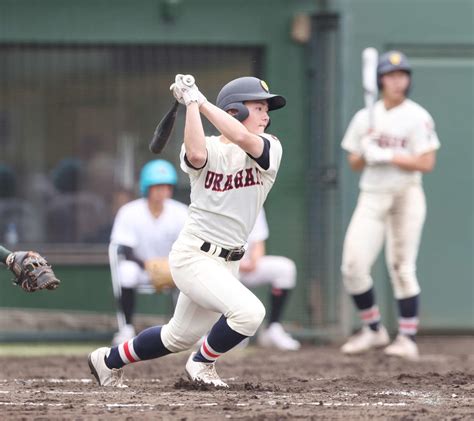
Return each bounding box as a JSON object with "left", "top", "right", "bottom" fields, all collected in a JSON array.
[
  {"left": 109, "top": 159, "right": 188, "bottom": 345},
  {"left": 88, "top": 75, "right": 286, "bottom": 388},
  {"left": 340, "top": 51, "right": 440, "bottom": 361},
  {"left": 239, "top": 209, "right": 300, "bottom": 351}
]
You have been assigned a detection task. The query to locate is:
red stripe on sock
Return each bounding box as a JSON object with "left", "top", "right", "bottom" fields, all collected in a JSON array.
[
  {"left": 360, "top": 308, "right": 379, "bottom": 321},
  {"left": 202, "top": 341, "right": 219, "bottom": 359},
  {"left": 123, "top": 341, "right": 136, "bottom": 363},
  {"left": 400, "top": 322, "right": 418, "bottom": 329}
]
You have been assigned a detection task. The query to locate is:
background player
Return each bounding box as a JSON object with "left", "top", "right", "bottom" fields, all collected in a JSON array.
[
  {"left": 88, "top": 75, "right": 286, "bottom": 388},
  {"left": 340, "top": 51, "right": 440, "bottom": 361},
  {"left": 109, "top": 159, "right": 188, "bottom": 345},
  {"left": 239, "top": 209, "right": 300, "bottom": 351}
]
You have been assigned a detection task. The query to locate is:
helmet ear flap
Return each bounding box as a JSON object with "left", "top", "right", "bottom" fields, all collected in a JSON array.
[{"left": 224, "top": 102, "right": 249, "bottom": 122}]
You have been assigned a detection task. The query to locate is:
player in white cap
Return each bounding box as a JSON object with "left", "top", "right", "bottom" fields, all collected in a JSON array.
[
  {"left": 340, "top": 51, "right": 440, "bottom": 361},
  {"left": 88, "top": 74, "right": 286, "bottom": 388}
]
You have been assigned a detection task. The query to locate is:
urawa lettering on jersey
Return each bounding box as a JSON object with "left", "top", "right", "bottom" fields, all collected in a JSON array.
[{"left": 204, "top": 168, "right": 263, "bottom": 192}]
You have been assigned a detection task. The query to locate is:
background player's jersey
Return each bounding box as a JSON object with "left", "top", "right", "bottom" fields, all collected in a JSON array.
[
  {"left": 180, "top": 133, "right": 282, "bottom": 249},
  {"left": 341, "top": 99, "right": 440, "bottom": 193},
  {"left": 110, "top": 198, "right": 188, "bottom": 261},
  {"left": 243, "top": 208, "right": 270, "bottom": 259}
]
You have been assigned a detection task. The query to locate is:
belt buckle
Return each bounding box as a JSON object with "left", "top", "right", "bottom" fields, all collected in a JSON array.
[{"left": 225, "top": 246, "right": 245, "bottom": 262}]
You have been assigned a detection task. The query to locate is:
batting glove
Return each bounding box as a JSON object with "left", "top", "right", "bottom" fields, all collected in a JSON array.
[
  {"left": 170, "top": 74, "right": 207, "bottom": 107},
  {"left": 364, "top": 143, "right": 394, "bottom": 165}
]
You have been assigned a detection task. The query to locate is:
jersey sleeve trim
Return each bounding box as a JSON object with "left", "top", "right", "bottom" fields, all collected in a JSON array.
[
  {"left": 117, "top": 245, "right": 145, "bottom": 268},
  {"left": 246, "top": 136, "right": 270, "bottom": 170},
  {"left": 184, "top": 152, "right": 208, "bottom": 170}
]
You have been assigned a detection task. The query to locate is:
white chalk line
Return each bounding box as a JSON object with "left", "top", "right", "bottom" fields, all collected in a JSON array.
[{"left": 0, "top": 401, "right": 411, "bottom": 409}]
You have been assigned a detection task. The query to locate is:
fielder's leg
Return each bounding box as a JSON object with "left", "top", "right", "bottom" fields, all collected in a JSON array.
[
  {"left": 111, "top": 260, "right": 149, "bottom": 344},
  {"left": 384, "top": 185, "right": 426, "bottom": 361},
  {"left": 340, "top": 191, "right": 391, "bottom": 354}
]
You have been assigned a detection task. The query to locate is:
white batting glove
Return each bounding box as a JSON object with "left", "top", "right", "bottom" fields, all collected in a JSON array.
[
  {"left": 170, "top": 74, "right": 207, "bottom": 107},
  {"left": 364, "top": 143, "right": 394, "bottom": 165},
  {"left": 170, "top": 83, "right": 185, "bottom": 105}
]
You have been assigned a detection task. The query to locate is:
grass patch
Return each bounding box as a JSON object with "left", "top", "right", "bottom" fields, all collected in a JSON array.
[{"left": 0, "top": 343, "right": 106, "bottom": 357}]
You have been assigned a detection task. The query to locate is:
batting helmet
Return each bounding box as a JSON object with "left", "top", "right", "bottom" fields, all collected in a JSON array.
[
  {"left": 216, "top": 77, "right": 286, "bottom": 122},
  {"left": 139, "top": 159, "right": 177, "bottom": 197},
  {"left": 377, "top": 51, "right": 412, "bottom": 90}
]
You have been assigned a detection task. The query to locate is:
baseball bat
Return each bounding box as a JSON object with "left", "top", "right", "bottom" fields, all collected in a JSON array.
[
  {"left": 362, "top": 47, "right": 378, "bottom": 130},
  {"left": 149, "top": 74, "right": 196, "bottom": 154},
  {"left": 149, "top": 100, "right": 180, "bottom": 154}
]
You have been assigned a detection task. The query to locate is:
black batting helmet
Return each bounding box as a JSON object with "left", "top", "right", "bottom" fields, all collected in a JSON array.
[
  {"left": 377, "top": 51, "right": 412, "bottom": 90},
  {"left": 216, "top": 77, "right": 286, "bottom": 122}
]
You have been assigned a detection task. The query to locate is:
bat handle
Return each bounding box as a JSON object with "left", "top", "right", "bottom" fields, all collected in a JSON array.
[{"left": 182, "top": 75, "right": 195, "bottom": 87}]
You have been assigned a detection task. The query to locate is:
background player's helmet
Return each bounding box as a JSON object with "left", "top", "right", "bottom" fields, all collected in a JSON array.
[
  {"left": 216, "top": 77, "right": 286, "bottom": 122},
  {"left": 139, "top": 159, "right": 177, "bottom": 196},
  {"left": 51, "top": 158, "right": 84, "bottom": 194},
  {"left": 377, "top": 51, "right": 412, "bottom": 91}
]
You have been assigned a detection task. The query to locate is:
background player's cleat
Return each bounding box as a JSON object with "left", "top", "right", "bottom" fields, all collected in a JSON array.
[
  {"left": 111, "top": 324, "right": 136, "bottom": 346},
  {"left": 341, "top": 325, "right": 389, "bottom": 354},
  {"left": 258, "top": 322, "right": 301, "bottom": 351},
  {"left": 88, "top": 347, "right": 127, "bottom": 387},
  {"left": 185, "top": 352, "right": 229, "bottom": 388},
  {"left": 384, "top": 334, "right": 420, "bottom": 361}
]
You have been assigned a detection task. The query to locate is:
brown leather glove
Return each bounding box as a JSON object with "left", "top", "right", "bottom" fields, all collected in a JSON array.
[
  {"left": 6, "top": 251, "right": 60, "bottom": 292},
  {"left": 144, "top": 258, "right": 175, "bottom": 292}
]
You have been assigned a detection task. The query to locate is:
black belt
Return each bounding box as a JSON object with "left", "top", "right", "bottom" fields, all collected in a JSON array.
[{"left": 200, "top": 242, "right": 246, "bottom": 261}]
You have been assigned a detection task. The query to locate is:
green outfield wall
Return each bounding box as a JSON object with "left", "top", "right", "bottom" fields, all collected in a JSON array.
[{"left": 0, "top": 0, "right": 472, "bottom": 338}]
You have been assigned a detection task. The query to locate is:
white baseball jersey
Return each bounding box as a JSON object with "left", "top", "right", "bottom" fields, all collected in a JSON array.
[
  {"left": 110, "top": 198, "right": 188, "bottom": 260},
  {"left": 179, "top": 134, "right": 282, "bottom": 249},
  {"left": 341, "top": 99, "right": 440, "bottom": 193}
]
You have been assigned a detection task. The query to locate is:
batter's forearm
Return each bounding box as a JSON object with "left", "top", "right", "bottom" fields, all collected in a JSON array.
[
  {"left": 184, "top": 103, "right": 207, "bottom": 167},
  {"left": 0, "top": 245, "right": 12, "bottom": 264}
]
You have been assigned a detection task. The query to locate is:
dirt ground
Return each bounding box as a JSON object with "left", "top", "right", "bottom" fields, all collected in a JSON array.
[{"left": 0, "top": 336, "right": 472, "bottom": 420}]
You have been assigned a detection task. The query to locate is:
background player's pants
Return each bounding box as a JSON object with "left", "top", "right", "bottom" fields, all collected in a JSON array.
[
  {"left": 341, "top": 184, "right": 426, "bottom": 299},
  {"left": 239, "top": 255, "right": 296, "bottom": 289},
  {"left": 164, "top": 232, "right": 266, "bottom": 353}
]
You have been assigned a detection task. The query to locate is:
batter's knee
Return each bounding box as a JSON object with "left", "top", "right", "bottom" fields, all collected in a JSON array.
[
  {"left": 160, "top": 320, "right": 202, "bottom": 353},
  {"left": 227, "top": 298, "right": 266, "bottom": 337},
  {"left": 388, "top": 263, "right": 421, "bottom": 299},
  {"left": 273, "top": 257, "right": 297, "bottom": 289},
  {"left": 341, "top": 261, "right": 373, "bottom": 295}
]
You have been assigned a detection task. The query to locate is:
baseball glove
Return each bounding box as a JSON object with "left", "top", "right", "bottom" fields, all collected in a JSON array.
[
  {"left": 6, "top": 251, "right": 60, "bottom": 292},
  {"left": 144, "top": 258, "right": 175, "bottom": 292}
]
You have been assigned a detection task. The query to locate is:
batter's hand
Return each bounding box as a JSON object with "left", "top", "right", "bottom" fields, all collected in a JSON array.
[
  {"left": 364, "top": 143, "right": 394, "bottom": 165},
  {"left": 170, "top": 74, "right": 207, "bottom": 107}
]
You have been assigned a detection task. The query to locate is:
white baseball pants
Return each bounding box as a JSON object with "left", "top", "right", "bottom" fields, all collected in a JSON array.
[
  {"left": 341, "top": 184, "right": 426, "bottom": 299},
  {"left": 239, "top": 255, "right": 297, "bottom": 290},
  {"left": 163, "top": 232, "right": 266, "bottom": 352}
]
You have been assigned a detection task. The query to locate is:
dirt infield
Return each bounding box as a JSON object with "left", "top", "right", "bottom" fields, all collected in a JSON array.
[{"left": 0, "top": 336, "right": 472, "bottom": 420}]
